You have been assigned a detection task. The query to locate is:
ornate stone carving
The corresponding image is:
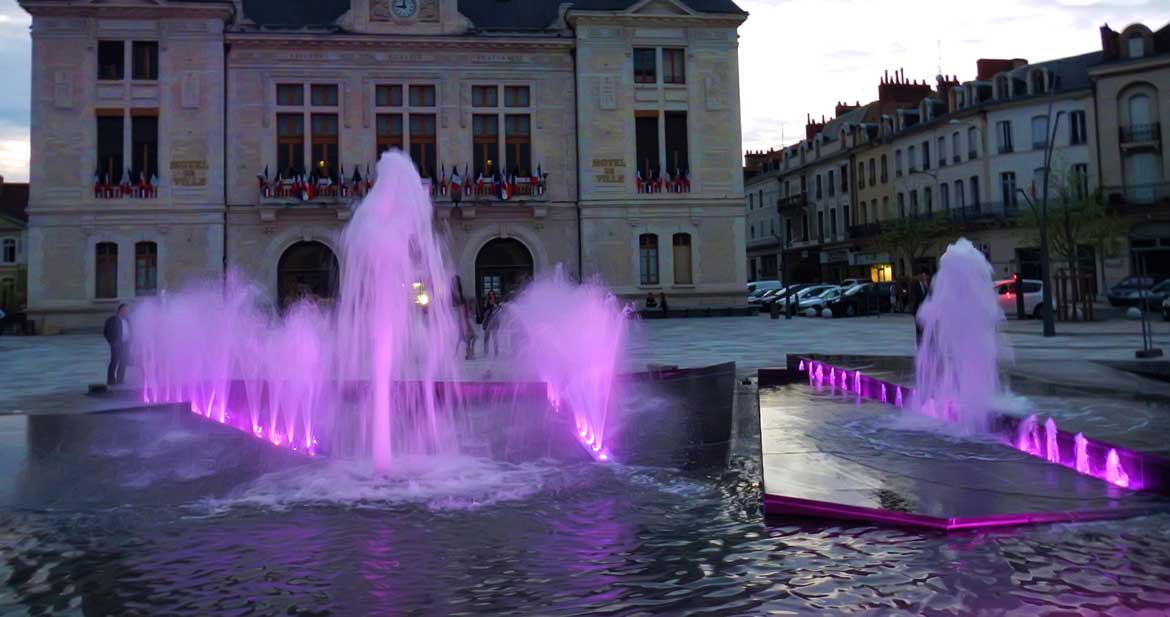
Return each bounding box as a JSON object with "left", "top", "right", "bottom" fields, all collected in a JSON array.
[
  {"left": 53, "top": 70, "right": 73, "bottom": 109},
  {"left": 704, "top": 72, "right": 726, "bottom": 111},
  {"left": 181, "top": 72, "right": 199, "bottom": 108},
  {"left": 599, "top": 75, "right": 616, "bottom": 110}
]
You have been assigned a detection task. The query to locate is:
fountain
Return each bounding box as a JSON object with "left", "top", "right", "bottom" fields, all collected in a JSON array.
[
  {"left": 1016, "top": 414, "right": 1041, "bottom": 456},
  {"left": 757, "top": 236, "right": 1169, "bottom": 530},
  {"left": 1044, "top": 418, "right": 1060, "bottom": 463},
  {"left": 913, "top": 238, "right": 1008, "bottom": 435},
  {"left": 130, "top": 150, "right": 647, "bottom": 472},
  {"left": 1075, "top": 432, "right": 1091, "bottom": 474},
  {"left": 500, "top": 267, "right": 632, "bottom": 461}
]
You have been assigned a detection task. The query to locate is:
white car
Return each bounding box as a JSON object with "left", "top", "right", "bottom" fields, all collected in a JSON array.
[
  {"left": 993, "top": 278, "right": 1052, "bottom": 318},
  {"left": 773, "top": 285, "right": 835, "bottom": 309},
  {"left": 749, "top": 287, "right": 783, "bottom": 305},
  {"left": 798, "top": 286, "right": 844, "bottom": 313},
  {"left": 747, "top": 280, "right": 782, "bottom": 303}
]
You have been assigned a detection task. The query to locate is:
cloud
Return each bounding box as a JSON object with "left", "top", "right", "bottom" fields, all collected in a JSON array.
[{"left": 736, "top": 0, "right": 1168, "bottom": 155}]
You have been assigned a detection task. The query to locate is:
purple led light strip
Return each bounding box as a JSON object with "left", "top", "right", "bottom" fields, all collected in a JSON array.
[{"left": 793, "top": 357, "right": 1170, "bottom": 494}]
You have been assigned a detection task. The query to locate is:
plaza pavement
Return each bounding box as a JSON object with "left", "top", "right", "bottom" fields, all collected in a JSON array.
[{"left": 3, "top": 312, "right": 1169, "bottom": 415}]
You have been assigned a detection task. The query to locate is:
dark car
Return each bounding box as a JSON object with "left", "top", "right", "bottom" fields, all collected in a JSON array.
[
  {"left": 1107, "top": 275, "right": 1167, "bottom": 307},
  {"left": 825, "top": 282, "right": 895, "bottom": 317}
]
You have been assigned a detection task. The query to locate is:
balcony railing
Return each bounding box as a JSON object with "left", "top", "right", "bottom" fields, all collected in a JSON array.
[
  {"left": 1105, "top": 182, "right": 1170, "bottom": 206},
  {"left": 258, "top": 172, "right": 548, "bottom": 204},
  {"left": 93, "top": 176, "right": 160, "bottom": 199},
  {"left": 636, "top": 174, "right": 691, "bottom": 194},
  {"left": 848, "top": 222, "right": 883, "bottom": 238},
  {"left": 1120, "top": 122, "right": 1161, "bottom": 145},
  {"left": 776, "top": 193, "right": 808, "bottom": 212}
]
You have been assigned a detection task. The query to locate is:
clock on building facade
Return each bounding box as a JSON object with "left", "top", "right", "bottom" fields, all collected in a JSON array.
[{"left": 370, "top": 0, "right": 438, "bottom": 22}]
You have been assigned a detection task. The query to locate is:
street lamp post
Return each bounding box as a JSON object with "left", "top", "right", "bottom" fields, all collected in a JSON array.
[{"left": 1037, "top": 108, "right": 1066, "bottom": 338}]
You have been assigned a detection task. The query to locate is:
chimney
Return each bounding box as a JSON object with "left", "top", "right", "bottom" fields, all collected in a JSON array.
[
  {"left": 976, "top": 58, "right": 1025, "bottom": 80},
  {"left": 805, "top": 114, "right": 825, "bottom": 140},
  {"left": 1100, "top": 23, "right": 1120, "bottom": 61},
  {"left": 835, "top": 100, "right": 860, "bottom": 117}
]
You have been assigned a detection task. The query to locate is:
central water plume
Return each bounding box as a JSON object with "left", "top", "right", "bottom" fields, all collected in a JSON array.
[
  {"left": 913, "top": 238, "right": 1010, "bottom": 434},
  {"left": 333, "top": 150, "right": 461, "bottom": 471}
]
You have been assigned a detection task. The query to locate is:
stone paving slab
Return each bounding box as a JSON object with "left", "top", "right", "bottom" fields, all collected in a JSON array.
[{"left": 3, "top": 314, "right": 1169, "bottom": 415}]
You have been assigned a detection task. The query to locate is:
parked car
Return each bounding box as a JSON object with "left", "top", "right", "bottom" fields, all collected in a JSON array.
[
  {"left": 749, "top": 287, "right": 785, "bottom": 305},
  {"left": 825, "top": 282, "right": 895, "bottom": 317},
  {"left": 761, "top": 284, "right": 815, "bottom": 309},
  {"left": 839, "top": 278, "right": 869, "bottom": 288},
  {"left": 993, "top": 278, "right": 1055, "bottom": 318},
  {"left": 1107, "top": 275, "right": 1167, "bottom": 307},
  {"left": 776, "top": 285, "right": 836, "bottom": 311},
  {"left": 747, "top": 280, "right": 782, "bottom": 296},
  {"left": 798, "top": 286, "right": 845, "bottom": 314}
]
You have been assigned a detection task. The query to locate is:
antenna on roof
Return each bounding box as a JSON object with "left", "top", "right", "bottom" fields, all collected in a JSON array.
[{"left": 936, "top": 39, "right": 943, "bottom": 81}]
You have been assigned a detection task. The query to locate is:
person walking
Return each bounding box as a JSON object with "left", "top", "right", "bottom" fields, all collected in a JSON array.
[
  {"left": 103, "top": 304, "right": 132, "bottom": 385},
  {"left": 658, "top": 292, "right": 669, "bottom": 318},
  {"left": 481, "top": 291, "right": 501, "bottom": 358},
  {"left": 909, "top": 269, "right": 931, "bottom": 345},
  {"left": 457, "top": 298, "right": 478, "bottom": 360}
]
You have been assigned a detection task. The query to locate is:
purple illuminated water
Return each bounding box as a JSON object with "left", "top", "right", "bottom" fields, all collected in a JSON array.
[
  {"left": 133, "top": 150, "right": 628, "bottom": 471},
  {"left": 1017, "top": 414, "right": 1041, "bottom": 456},
  {"left": 1075, "top": 433, "right": 1090, "bottom": 474},
  {"left": 1106, "top": 449, "right": 1130, "bottom": 487},
  {"left": 501, "top": 268, "right": 631, "bottom": 461},
  {"left": 914, "top": 238, "right": 1010, "bottom": 434},
  {"left": 1044, "top": 418, "right": 1059, "bottom": 463}
]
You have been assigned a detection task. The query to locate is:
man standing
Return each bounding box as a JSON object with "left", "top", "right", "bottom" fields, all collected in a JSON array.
[
  {"left": 103, "top": 304, "right": 131, "bottom": 385},
  {"left": 909, "top": 269, "right": 931, "bottom": 345}
]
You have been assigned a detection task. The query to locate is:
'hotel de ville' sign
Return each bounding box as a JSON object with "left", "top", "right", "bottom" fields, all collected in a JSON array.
[
  {"left": 170, "top": 160, "right": 208, "bottom": 186},
  {"left": 592, "top": 158, "right": 625, "bottom": 184}
]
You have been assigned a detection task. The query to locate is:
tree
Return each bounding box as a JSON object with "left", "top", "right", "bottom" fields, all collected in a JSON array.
[
  {"left": 873, "top": 214, "right": 959, "bottom": 278},
  {"left": 1021, "top": 165, "right": 1126, "bottom": 304}
]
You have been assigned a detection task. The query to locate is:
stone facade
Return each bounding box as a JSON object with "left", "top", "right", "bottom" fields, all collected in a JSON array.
[
  {"left": 20, "top": 0, "right": 747, "bottom": 332},
  {"left": 746, "top": 21, "right": 1170, "bottom": 294}
]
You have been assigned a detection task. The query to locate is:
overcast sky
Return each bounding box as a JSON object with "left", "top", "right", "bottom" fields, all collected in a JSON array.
[{"left": 0, "top": 1, "right": 1165, "bottom": 183}]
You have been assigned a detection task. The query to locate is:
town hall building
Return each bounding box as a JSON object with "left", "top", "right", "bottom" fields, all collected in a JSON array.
[{"left": 19, "top": 0, "right": 748, "bottom": 332}]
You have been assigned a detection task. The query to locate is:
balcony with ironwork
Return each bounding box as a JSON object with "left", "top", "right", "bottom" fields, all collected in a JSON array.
[
  {"left": 1120, "top": 122, "right": 1161, "bottom": 146},
  {"left": 1105, "top": 182, "right": 1170, "bottom": 208},
  {"left": 848, "top": 222, "right": 883, "bottom": 238},
  {"left": 257, "top": 170, "right": 549, "bottom": 214},
  {"left": 93, "top": 174, "right": 161, "bottom": 200},
  {"left": 776, "top": 192, "right": 808, "bottom": 213}
]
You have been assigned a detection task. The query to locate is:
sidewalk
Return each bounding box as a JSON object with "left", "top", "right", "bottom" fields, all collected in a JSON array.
[{"left": 3, "top": 313, "right": 1169, "bottom": 415}]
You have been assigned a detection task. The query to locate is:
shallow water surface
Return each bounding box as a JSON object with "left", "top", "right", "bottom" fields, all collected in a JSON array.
[{"left": 3, "top": 391, "right": 1170, "bottom": 615}]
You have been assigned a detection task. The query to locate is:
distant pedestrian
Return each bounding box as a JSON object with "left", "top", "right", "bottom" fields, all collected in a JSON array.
[
  {"left": 457, "top": 299, "right": 478, "bottom": 360},
  {"left": 645, "top": 292, "right": 658, "bottom": 309},
  {"left": 659, "top": 292, "right": 669, "bottom": 318},
  {"left": 103, "top": 304, "right": 132, "bottom": 385},
  {"left": 481, "top": 291, "right": 501, "bottom": 357},
  {"left": 910, "top": 269, "right": 931, "bottom": 345},
  {"left": 889, "top": 281, "right": 897, "bottom": 313}
]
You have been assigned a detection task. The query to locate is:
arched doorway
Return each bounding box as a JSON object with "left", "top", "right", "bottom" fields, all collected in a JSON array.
[
  {"left": 277, "top": 241, "right": 339, "bottom": 309},
  {"left": 475, "top": 238, "right": 533, "bottom": 308}
]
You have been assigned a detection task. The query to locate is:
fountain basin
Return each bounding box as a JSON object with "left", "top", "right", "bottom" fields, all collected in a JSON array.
[
  {"left": 757, "top": 357, "right": 1170, "bottom": 530},
  {"left": 83, "top": 362, "right": 736, "bottom": 476}
]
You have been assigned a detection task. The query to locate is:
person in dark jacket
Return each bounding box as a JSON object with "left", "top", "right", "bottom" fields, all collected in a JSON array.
[
  {"left": 481, "top": 292, "right": 501, "bottom": 358},
  {"left": 909, "top": 269, "right": 931, "bottom": 345},
  {"left": 658, "top": 292, "right": 669, "bottom": 318},
  {"left": 103, "top": 304, "right": 131, "bottom": 385}
]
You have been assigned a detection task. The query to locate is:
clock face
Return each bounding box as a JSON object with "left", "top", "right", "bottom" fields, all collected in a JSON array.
[{"left": 391, "top": 0, "right": 417, "bottom": 18}]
